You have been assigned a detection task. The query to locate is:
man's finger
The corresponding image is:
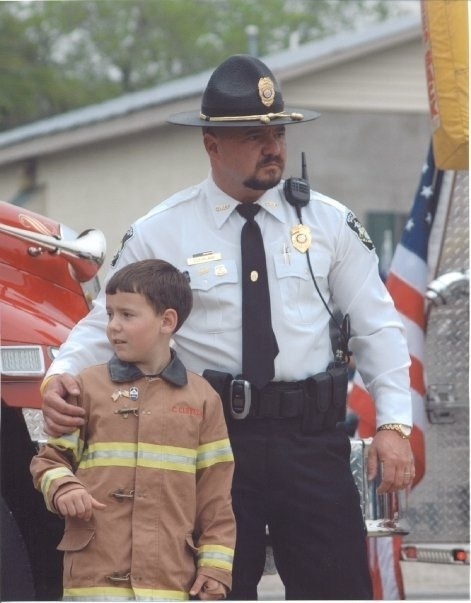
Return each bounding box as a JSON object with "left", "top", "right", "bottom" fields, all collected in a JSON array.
[
  {"left": 43, "top": 406, "right": 85, "bottom": 436},
  {"left": 58, "top": 374, "right": 82, "bottom": 397}
]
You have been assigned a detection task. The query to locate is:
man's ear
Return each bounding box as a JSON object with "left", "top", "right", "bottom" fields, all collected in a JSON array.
[
  {"left": 203, "top": 131, "right": 219, "bottom": 158},
  {"left": 161, "top": 308, "right": 178, "bottom": 334}
]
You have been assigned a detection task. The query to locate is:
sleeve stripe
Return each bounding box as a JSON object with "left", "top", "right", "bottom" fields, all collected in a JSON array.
[{"left": 40, "top": 467, "right": 75, "bottom": 511}]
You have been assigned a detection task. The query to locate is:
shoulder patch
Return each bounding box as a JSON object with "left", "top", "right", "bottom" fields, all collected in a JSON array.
[
  {"left": 346, "top": 212, "right": 374, "bottom": 250},
  {"left": 111, "top": 226, "right": 134, "bottom": 267}
]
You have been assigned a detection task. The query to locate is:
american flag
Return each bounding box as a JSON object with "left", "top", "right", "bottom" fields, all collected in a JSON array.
[{"left": 348, "top": 143, "right": 444, "bottom": 599}]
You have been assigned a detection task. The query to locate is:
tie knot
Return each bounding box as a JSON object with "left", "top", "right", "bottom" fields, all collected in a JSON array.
[{"left": 236, "top": 203, "right": 260, "bottom": 222}]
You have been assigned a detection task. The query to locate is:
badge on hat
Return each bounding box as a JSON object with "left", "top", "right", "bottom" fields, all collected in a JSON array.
[
  {"left": 166, "top": 54, "right": 321, "bottom": 127},
  {"left": 258, "top": 77, "right": 275, "bottom": 107},
  {"left": 290, "top": 224, "right": 312, "bottom": 253}
]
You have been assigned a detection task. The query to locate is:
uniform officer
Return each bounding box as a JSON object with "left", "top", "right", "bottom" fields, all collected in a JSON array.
[{"left": 41, "top": 54, "right": 415, "bottom": 600}]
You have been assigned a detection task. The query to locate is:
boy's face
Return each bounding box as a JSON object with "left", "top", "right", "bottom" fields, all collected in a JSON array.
[{"left": 106, "top": 290, "right": 168, "bottom": 373}]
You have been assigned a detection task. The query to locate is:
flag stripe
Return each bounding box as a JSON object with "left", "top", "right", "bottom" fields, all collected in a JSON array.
[
  {"left": 410, "top": 355, "right": 426, "bottom": 397},
  {"left": 389, "top": 245, "right": 429, "bottom": 294},
  {"left": 399, "top": 315, "right": 424, "bottom": 362},
  {"left": 388, "top": 273, "right": 426, "bottom": 328}
]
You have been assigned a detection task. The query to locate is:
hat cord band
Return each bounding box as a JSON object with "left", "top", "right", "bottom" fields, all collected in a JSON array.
[{"left": 199, "top": 111, "right": 304, "bottom": 124}]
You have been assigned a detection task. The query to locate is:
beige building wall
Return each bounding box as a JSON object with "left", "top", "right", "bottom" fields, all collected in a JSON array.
[{"left": 0, "top": 32, "right": 431, "bottom": 269}]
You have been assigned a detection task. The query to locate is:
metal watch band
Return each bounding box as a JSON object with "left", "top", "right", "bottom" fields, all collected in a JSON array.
[{"left": 377, "top": 423, "right": 411, "bottom": 439}]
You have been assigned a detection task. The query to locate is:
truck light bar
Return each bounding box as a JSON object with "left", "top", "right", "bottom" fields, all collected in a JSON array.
[
  {"left": 0, "top": 345, "right": 45, "bottom": 376},
  {"left": 402, "top": 545, "right": 470, "bottom": 565}
]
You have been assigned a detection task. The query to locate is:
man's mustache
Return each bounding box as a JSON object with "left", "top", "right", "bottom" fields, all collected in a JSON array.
[{"left": 258, "top": 156, "right": 283, "bottom": 168}]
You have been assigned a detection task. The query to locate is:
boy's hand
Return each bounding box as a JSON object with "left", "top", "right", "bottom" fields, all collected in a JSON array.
[
  {"left": 55, "top": 488, "right": 106, "bottom": 521},
  {"left": 189, "top": 575, "right": 227, "bottom": 600}
]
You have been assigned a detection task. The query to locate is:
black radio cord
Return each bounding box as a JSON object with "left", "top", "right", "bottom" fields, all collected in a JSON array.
[{"left": 294, "top": 203, "right": 351, "bottom": 364}]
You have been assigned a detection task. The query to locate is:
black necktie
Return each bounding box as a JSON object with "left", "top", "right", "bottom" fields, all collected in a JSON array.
[{"left": 237, "top": 203, "right": 279, "bottom": 389}]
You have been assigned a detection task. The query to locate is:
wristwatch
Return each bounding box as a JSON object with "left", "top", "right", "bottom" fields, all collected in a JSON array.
[{"left": 377, "top": 423, "right": 412, "bottom": 439}]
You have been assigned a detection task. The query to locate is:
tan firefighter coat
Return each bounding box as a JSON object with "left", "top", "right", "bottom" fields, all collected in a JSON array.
[{"left": 31, "top": 352, "right": 235, "bottom": 601}]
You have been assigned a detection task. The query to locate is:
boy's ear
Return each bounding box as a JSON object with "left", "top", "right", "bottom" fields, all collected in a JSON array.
[{"left": 161, "top": 308, "right": 178, "bottom": 333}]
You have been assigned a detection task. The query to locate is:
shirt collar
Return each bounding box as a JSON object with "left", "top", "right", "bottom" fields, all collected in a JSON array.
[
  {"left": 107, "top": 349, "right": 188, "bottom": 387},
  {"left": 206, "top": 173, "right": 288, "bottom": 228}
]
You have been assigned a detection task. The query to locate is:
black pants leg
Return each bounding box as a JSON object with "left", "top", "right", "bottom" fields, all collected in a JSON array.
[
  {"left": 228, "top": 421, "right": 269, "bottom": 600},
  {"left": 228, "top": 418, "right": 373, "bottom": 601}
]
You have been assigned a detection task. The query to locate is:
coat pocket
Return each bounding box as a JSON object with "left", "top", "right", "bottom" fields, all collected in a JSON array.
[
  {"left": 58, "top": 522, "right": 96, "bottom": 586},
  {"left": 57, "top": 525, "right": 95, "bottom": 551}
]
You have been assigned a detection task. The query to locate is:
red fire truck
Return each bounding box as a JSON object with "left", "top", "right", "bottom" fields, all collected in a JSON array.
[{"left": 0, "top": 201, "right": 106, "bottom": 600}]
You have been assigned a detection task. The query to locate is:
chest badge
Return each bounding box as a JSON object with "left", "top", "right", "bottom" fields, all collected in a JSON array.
[
  {"left": 111, "top": 388, "right": 139, "bottom": 402},
  {"left": 129, "top": 387, "right": 139, "bottom": 401},
  {"left": 290, "top": 224, "right": 312, "bottom": 253}
]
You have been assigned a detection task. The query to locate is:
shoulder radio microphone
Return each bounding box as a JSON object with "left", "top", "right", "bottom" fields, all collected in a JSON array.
[{"left": 283, "top": 152, "right": 311, "bottom": 221}]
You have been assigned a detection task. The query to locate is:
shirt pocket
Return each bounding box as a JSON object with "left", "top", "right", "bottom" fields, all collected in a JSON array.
[
  {"left": 273, "top": 250, "right": 331, "bottom": 324},
  {"left": 185, "top": 259, "right": 241, "bottom": 332}
]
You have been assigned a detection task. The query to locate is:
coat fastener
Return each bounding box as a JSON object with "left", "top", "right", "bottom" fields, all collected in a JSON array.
[
  {"left": 106, "top": 571, "right": 131, "bottom": 583},
  {"left": 114, "top": 407, "right": 139, "bottom": 418},
  {"left": 111, "top": 489, "right": 135, "bottom": 502}
]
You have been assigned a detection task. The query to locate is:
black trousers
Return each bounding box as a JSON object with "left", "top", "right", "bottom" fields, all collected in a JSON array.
[{"left": 227, "top": 418, "right": 373, "bottom": 601}]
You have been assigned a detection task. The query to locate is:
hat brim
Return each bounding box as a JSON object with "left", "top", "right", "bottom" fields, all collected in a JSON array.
[{"left": 167, "top": 106, "right": 321, "bottom": 127}]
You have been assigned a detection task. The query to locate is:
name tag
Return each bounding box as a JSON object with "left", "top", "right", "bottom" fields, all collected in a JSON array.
[{"left": 187, "top": 251, "right": 222, "bottom": 265}]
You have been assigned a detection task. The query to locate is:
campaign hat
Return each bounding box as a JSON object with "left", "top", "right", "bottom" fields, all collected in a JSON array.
[{"left": 167, "top": 54, "right": 320, "bottom": 127}]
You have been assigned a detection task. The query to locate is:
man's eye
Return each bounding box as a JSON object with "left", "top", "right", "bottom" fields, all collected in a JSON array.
[{"left": 245, "top": 132, "right": 260, "bottom": 141}]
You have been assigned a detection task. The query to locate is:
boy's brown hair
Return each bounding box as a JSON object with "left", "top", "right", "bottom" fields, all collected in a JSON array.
[{"left": 106, "top": 259, "right": 192, "bottom": 332}]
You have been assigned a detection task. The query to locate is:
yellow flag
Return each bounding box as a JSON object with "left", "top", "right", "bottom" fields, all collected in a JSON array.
[{"left": 421, "top": 0, "right": 469, "bottom": 169}]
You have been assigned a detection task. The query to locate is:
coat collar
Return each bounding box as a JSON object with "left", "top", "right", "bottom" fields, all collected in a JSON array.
[{"left": 107, "top": 349, "right": 188, "bottom": 387}]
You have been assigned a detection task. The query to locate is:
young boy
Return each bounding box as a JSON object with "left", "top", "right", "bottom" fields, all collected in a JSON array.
[{"left": 31, "top": 259, "right": 235, "bottom": 601}]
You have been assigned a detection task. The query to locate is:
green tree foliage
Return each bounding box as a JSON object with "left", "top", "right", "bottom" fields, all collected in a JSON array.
[{"left": 0, "top": 0, "right": 410, "bottom": 131}]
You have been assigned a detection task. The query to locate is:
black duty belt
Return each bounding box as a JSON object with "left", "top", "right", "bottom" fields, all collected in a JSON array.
[{"left": 202, "top": 365, "right": 349, "bottom": 434}]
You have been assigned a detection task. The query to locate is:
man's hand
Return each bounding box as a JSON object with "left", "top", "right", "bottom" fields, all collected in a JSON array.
[
  {"left": 367, "top": 430, "right": 415, "bottom": 493},
  {"left": 55, "top": 488, "right": 106, "bottom": 521},
  {"left": 42, "top": 374, "right": 85, "bottom": 436},
  {"left": 190, "top": 575, "right": 227, "bottom": 600}
]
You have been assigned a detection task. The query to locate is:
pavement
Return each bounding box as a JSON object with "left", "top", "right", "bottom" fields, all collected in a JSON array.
[{"left": 257, "top": 561, "right": 470, "bottom": 601}]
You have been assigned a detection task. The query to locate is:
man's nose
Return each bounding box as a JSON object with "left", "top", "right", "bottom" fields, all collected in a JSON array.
[{"left": 262, "top": 132, "right": 282, "bottom": 154}]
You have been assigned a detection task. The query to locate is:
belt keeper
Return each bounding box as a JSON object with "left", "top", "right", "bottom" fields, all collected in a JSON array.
[
  {"left": 258, "top": 391, "right": 279, "bottom": 418},
  {"left": 301, "top": 377, "right": 322, "bottom": 434},
  {"left": 328, "top": 365, "right": 348, "bottom": 422},
  {"left": 280, "top": 390, "right": 303, "bottom": 418},
  {"left": 313, "top": 372, "right": 332, "bottom": 413}
]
